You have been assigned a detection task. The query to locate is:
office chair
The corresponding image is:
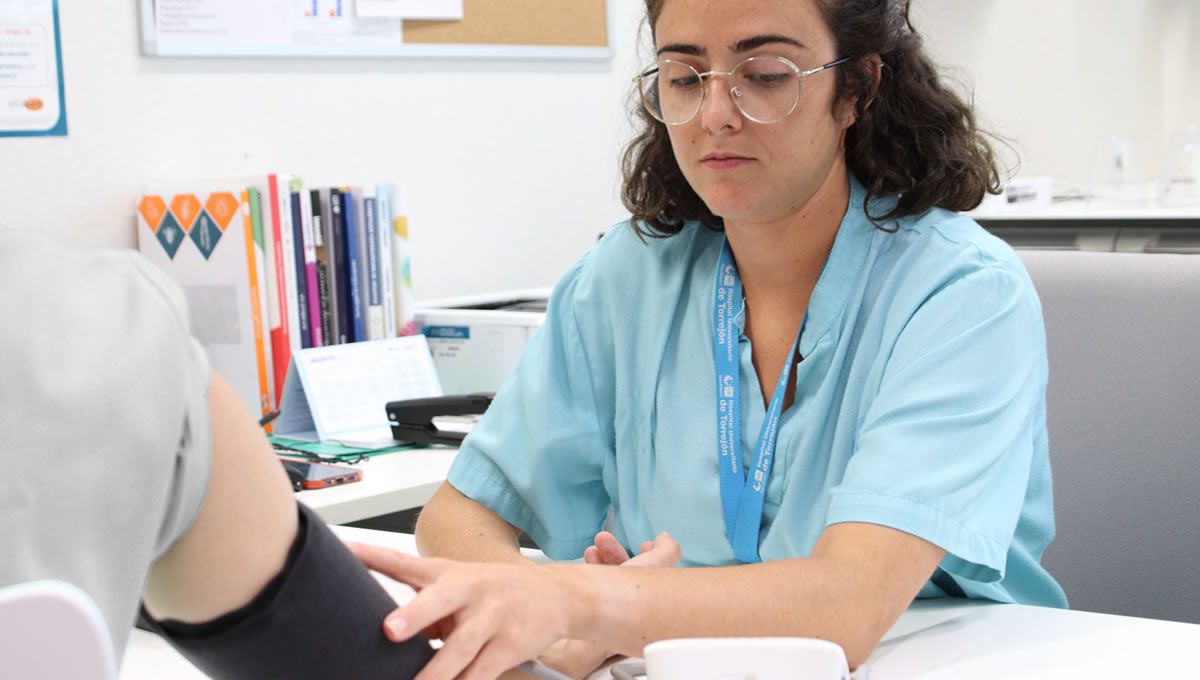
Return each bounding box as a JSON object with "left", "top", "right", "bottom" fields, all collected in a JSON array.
[
  {"left": 0, "top": 580, "right": 116, "bottom": 679},
  {"left": 1019, "top": 250, "right": 1200, "bottom": 623}
]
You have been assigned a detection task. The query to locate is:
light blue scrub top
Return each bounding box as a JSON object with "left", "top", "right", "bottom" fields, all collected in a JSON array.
[{"left": 448, "top": 178, "right": 1068, "bottom": 608}]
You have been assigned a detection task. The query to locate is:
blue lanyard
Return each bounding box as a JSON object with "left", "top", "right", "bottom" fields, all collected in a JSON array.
[{"left": 713, "top": 238, "right": 804, "bottom": 563}]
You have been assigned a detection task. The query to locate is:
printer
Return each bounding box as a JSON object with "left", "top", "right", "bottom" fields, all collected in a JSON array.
[{"left": 414, "top": 287, "right": 550, "bottom": 394}]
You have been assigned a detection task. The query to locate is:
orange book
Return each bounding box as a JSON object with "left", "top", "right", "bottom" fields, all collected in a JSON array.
[{"left": 241, "top": 189, "right": 273, "bottom": 423}]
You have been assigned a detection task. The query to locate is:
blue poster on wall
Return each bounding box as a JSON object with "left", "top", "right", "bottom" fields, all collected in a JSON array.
[{"left": 0, "top": 0, "right": 67, "bottom": 137}]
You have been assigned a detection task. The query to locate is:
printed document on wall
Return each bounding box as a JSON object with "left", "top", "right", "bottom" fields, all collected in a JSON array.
[
  {"left": 148, "top": 0, "right": 404, "bottom": 56},
  {"left": 0, "top": 0, "right": 66, "bottom": 137},
  {"left": 356, "top": 0, "right": 463, "bottom": 20}
]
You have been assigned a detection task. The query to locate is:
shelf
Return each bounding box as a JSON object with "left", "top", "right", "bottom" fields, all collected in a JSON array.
[{"left": 969, "top": 205, "right": 1200, "bottom": 221}]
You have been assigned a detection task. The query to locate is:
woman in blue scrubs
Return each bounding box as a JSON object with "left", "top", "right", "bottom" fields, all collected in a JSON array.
[{"left": 353, "top": 0, "right": 1067, "bottom": 677}]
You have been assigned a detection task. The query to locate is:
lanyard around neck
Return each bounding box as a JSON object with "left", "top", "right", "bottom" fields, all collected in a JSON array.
[{"left": 712, "top": 238, "right": 804, "bottom": 563}]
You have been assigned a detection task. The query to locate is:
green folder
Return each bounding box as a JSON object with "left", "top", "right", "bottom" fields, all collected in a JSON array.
[{"left": 269, "top": 435, "right": 425, "bottom": 463}]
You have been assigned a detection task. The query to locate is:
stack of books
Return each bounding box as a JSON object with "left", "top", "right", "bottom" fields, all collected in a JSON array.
[{"left": 135, "top": 174, "right": 416, "bottom": 422}]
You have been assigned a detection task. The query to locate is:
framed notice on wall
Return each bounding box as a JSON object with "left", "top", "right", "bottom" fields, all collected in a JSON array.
[
  {"left": 138, "top": 0, "right": 611, "bottom": 60},
  {"left": 0, "top": 0, "right": 67, "bottom": 137}
]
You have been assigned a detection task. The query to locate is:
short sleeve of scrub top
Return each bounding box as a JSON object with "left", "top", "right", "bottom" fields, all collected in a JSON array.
[
  {"left": 826, "top": 264, "right": 1046, "bottom": 584},
  {"left": 447, "top": 254, "right": 615, "bottom": 559}
]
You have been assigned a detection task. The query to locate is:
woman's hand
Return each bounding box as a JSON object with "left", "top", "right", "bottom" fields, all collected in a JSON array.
[
  {"left": 348, "top": 543, "right": 581, "bottom": 680},
  {"left": 539, "top": 532, "right": 682, "bottom": 678},
  {"left": 583, "top": 531, "right": 681, "bottom": 568}
]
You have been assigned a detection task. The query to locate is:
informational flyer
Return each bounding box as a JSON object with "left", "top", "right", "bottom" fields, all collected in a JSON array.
[
  {"left": 0, "top": 0, "right": 66, "bottom": 137},
  {"left": 146, "top": 0, "right": 405, "bottom": 57},
  {"left": 356, "top": 0, "right": 463, "bottom": 20},
  {"left": 140, "top": 0, "right": 609, "bottom": 60}
]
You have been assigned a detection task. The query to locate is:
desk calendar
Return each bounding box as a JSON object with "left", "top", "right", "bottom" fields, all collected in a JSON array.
[{"left": 274, "top": 336, "right": 442, "bottom": 447}]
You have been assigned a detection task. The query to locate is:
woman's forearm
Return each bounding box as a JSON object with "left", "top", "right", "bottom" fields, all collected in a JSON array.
[
  {"left": 414, "top": 481, "right": 528, "bottom": 564},
  {"left": 556, "top": 523, "right": 943, "bottom": 668},
  {"left": 554, "top": 558, "right": 877, "bottom": 667}
]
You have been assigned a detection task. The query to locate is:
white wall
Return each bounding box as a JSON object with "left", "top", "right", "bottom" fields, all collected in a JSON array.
[
  {"left": 0, "top": 0, "right": 651, "bottom": 299},
  {"left": 917, "top": 0, "right": 1195, "bottom": 188},
  {"left": 1, "top": 1, "right": 1194, "bottom": 299},
  {"left": 1161, "top": 0, "right": 1200, "bottom": 148}
]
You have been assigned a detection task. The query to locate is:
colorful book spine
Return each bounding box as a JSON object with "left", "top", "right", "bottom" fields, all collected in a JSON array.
[
  {"left": 240, "top": 188, "right": 272, "bottom": 420},
  {"left": 265, "top": 174, "right": 292, "bottom": 399},
  {"left": 343, "top": 188, "right": 366, "bottom": 343},
  {"left": 246, "top": 188, "right": 276, "bottom": 409},
  {"left": 245, "top": 178, "right": 275, "bottom": 403},
  {"left": 272, "top": 173, "right": 302, "bottom": 355},
  {"left": 391, "top": 193, "right": 416, "bottom": 336},
  {"left": 362, "top": 191, "right": 385, "bottom": 341},
  {"left": 375, "top": 184, "right": 397, "bottom": 338},
  {"left": 289, "top": 189, "right": 311, "bottom": 350},
  {"left": 329, "top": 188, "right": 354, "bottom": 344},
  {"left": 319, "top": 188, "right": 342, "bottom": 344},
  {"left": 310, "top": 189, "right": 334, "bottom": 347},
  {"left": 295, "top": 180, "right": 322, "bottom": 347}
]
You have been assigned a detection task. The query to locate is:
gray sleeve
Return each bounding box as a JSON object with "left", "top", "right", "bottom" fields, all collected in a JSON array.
[
  {"left": 0, "top": 228, "right": 212, "bottom": 661},
  {"left": 124, "top": 250, "right": 213, "bottom": 559}
]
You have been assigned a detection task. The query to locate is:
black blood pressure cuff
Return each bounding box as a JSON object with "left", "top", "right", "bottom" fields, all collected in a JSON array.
[{"left": 142, "top": 503, "right": 434, "bottom": 679}]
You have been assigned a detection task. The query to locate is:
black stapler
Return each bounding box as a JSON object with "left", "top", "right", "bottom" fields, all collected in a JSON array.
[{"left": 385, "top": 393, "right": 494, "bottom": 446}]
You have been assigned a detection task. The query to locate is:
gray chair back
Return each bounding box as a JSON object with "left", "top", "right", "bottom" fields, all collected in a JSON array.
[{"left": 1018, "top": 250, "right": 1200, "bottom": 623}]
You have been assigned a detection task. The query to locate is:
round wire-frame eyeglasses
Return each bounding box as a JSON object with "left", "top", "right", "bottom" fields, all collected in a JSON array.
[{"left": 634, "top": 55, "right": 850, "bottom": 125}]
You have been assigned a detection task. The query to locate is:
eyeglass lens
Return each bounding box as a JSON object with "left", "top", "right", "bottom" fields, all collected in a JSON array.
[{"left": 640, "top": 58, "right": 801, "bottom": 125}]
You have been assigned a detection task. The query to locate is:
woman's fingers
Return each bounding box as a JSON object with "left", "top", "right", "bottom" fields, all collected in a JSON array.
[
  {"left": 458, "top": 639, "right": 524, "bottom": 680},
  {"left": 384, "top": 583, "right": 468, "bottom": 643},
  {"left": 350, "top": 554, "right": 575, "bottom": 677},
  {"left": 583, "top": 545, "right": 602, "bottom": 564},
  {"left": 422, "top": 617, "right": 455, "bottom": 642},
  {"left": 593, "top": 531, "right": 630, "bottom": 564},
  {"left": 651, "top": 532, "right": 682, "bottom": 563},
  {"left": 346, "top": 542, "right": 442, "bottom": 589},
  {"left": 413, "top": 615, "right": 495, "bottom": 680},
  {"left": 584, "top": 531, "right": 682, "bottom": 569},
  {"left": 625, "top": 532, "right": 682, "bottom": 568}
]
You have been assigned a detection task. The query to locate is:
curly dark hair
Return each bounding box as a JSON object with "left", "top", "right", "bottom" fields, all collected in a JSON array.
[{"left": 621, "top": 0, "right": 1004, "bottom": 237}]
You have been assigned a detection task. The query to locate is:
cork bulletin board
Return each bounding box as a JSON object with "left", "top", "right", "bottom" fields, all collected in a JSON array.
[
  {"left": 403, "top": 0, "right": 608, "bottom": 49},
  {"left": 140, "top": 0, "right": 612, "bottom": 59}
]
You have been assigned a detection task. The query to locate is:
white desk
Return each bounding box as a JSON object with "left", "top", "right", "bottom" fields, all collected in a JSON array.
[
  {"left": 121, "top": 528, "right": 1200, "bottom": 680},
  {"left": 866, "top": 599, "right": 1199, "bottom": 678},
  {"left": 294, "top": 446, "right": 459, "bottom": 525}
]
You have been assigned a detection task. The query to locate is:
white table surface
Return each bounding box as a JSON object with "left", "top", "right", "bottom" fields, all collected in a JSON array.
[
  {"left": 293, "top": 446, "right": 459, "bottom": 525},
  {"left": 120, "top": 528, "right": 1200, "bottom": 680}
]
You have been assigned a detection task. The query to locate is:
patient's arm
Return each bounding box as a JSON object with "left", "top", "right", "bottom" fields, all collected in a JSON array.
[
  {"left": 141, "top": 371, "right": 434, "bottom": 678},
  {"left": 143, "top": 371, "right": 297, "bottom": 622}
]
